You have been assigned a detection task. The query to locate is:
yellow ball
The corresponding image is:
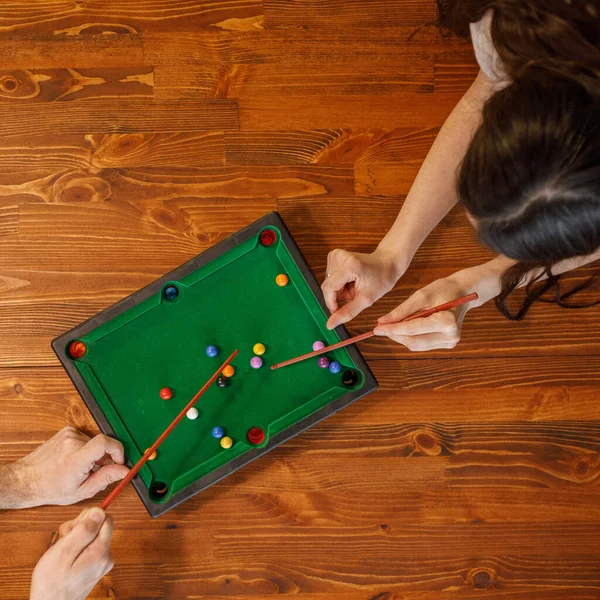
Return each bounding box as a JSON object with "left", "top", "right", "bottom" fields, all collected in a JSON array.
[
  {"left": 220, "top": 436, "right": 233, "bottom": 449},
  {"left": 253, "top": 343, "right": 266, "bottom": 356},
  {"left": 222, "top": 365, "right": 235, "bottom": 377},
  {"left": 145, "top": 448, "right": 157, "bottom": 461},
  {"left": 276, "top": 274, "right": 289, "bottom": 287}
]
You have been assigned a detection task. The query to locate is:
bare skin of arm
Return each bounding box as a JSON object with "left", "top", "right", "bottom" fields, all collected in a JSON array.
[{"left": 323, "top": 70, "right": 501, "bottom": 329}]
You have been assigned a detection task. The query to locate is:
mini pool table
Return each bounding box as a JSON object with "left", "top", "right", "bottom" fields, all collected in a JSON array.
[{"left": 53, "top": 213, "right": 378, "bottom": 517}]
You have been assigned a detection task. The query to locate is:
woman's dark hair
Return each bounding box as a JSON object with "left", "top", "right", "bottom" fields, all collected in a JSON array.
[
  {"left": 437, "top": 0, "right": 600, "bottom": 82},
  {"left": 459, "top": 69, "right": 600, "bottom": 319}
]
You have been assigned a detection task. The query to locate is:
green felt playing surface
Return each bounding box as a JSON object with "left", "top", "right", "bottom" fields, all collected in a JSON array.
[{"left": 68, "top": 227, "right": 365, "bottom": 504}]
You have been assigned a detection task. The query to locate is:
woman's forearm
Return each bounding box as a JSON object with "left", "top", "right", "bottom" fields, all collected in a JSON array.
[{"left": 377, "top": 70, "right": 499, "bottom": 274}]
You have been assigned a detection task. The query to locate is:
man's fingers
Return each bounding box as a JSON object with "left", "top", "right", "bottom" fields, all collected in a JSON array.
[
  {"left": 78, "top": 464, "right": 129, "bottom": 500},
  {"left": 72, "top": 434, "right": 126, "bottom": 475},
  {"left": 74, "top": 514, "right": 114, "bottom": 575},
  {"left": 55, "top": 507, "right": 106, "bottom": 565}
]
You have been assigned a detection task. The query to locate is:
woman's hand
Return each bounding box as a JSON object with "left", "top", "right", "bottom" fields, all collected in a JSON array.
[
  {"left": 322, "top": 248, "right": 404, "bottom": 329},
  {"left": 373, "top": 266, "right": 497, "bottom": 351}
]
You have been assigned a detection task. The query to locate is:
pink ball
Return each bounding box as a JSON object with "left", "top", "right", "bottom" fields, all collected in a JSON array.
[
  {"left": 318, "top": 356, "right": 330, "bottom": 369},
  {"left": 312, "top": 340, "right": 325, "bottom": 351},
  {"left": 250, "top": 356, "right": 263, "bottom": 369}
]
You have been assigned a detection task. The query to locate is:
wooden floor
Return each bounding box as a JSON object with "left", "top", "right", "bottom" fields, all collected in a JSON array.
[{"left": 1, "top": 1, "right": 600, "bottom": 599}]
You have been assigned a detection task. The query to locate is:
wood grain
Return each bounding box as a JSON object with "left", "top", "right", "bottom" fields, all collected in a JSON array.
[
  {"left": 264, "top": 0, "right": 438, "bottom": 29},
  {"left": 0, "top": 67, "right": 153, "bottom": 103},
  {"left": 0, "top": 1, "right": 263, "bottom": 36},
  {"left": 1, "top": 1, "right": 599, "bottom": 599},
  {"left": 0, "top": 99, "right": 239, "bottom": 135}
]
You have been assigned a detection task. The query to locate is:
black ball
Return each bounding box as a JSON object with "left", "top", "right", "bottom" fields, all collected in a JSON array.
[{"left": 216, "top": 376, "right": 229, "bottom": 388}]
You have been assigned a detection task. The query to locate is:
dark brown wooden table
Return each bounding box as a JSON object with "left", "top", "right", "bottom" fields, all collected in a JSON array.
[{"left": 1, "top": 1, "right": 599, "bottom": 598}]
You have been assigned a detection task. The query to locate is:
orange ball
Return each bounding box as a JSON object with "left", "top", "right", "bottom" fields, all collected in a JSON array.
[
  {"left": 69, "top": 341, "right": 87, "bottom": 359},
  {"left": 145, "top": 448, "right": 157, "bottom": 461},
  {"left": 222, "top": 365, "right": 235, "bottom": 378},
  {"left": 276, "top": 274, "right": 289, "bottom": 287}
]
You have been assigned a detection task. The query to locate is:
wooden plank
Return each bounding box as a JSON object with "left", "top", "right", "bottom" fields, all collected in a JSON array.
[
  {"left": 238, "top": 93, "right": 463, "bottom": 130},
  {"left": 225, "top": 128, "right": 437, "bottom": 166},
  {"left": 0, "top": 204, "right": 18, "bottom": 236},
  {"left": 0, "top": 99, "right": 239, "bottom": 135},
  {"left": 0, "top": 67, "right": 153, "bottom": 103},
  {"left": 0, "top": 133, "right": 225, "bottom": 171},
  {"left": 0, "top": 1, "right": 263, "bottom": 37},
  {"left": 354, "top": 162, "right": 422, "bottom": 196},
  {"left": 153, "top": 60, "right": 434, "bottom": 100},
  {"left": 435, "top": 60, "right": 480, "bottom": 94},
  {"left": 1, "top": 34, "right": 144, "bottom": 68},
  {"left": 264, "top": 0, "right": 438, "bottom": 29},
  {"left": 143, "top": 28, "right": 473, "bottom": 66}
]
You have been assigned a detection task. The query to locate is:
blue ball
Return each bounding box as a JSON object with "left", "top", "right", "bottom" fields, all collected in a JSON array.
[
  {"left": 329, "top": 360, "right": 342, "bottom": 374},
  {"left": 164, "top": 285, "right": 179, "bottom": 300},
  {"left": 206, "top": 345, "right": 218, "bottom": 357},
  {"left": 212, "top": 426, "right": 224, "bottom": 439}
]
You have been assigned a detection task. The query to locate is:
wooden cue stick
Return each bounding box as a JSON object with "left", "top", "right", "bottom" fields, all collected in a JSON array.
[
  {"left": 270, "top": 292, "right": 478, "bottom": 371},
  {"left": 100, "top": 349, "right": 239, "bottom": 511}
]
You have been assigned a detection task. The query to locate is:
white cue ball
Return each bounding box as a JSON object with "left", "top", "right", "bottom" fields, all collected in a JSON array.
[{"left": 186, "top": 407, "right": 199, "bottom": 420}]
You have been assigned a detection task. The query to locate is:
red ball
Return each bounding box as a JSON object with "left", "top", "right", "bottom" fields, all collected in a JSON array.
[
  {"left": 69, "top": 341, "right": 87, "bottom": 359},
  {"left": 159, "top": 387, "right": 173, "bottom": 400},
  {"left": 247, "top": 427, "right": 265, "bottom": 445},
  {"left": 259, "top": 229, "right": 277, "bottom": 247}
]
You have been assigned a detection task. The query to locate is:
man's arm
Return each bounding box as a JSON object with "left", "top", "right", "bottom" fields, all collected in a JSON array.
[
  {"left": 0, "top": 462, "right": 31, "bottom": 509},
  {"left": 0, "top": 427, "right": 128, "bottom": 510}
]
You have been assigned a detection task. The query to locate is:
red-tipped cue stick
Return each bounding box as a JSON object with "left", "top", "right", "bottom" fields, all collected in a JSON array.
[
  {"left": 270, "top": 292, "right": 478, "bottom": 371},
  {"left": 100, "top": 349, "right": 239, "bottom": 511}
]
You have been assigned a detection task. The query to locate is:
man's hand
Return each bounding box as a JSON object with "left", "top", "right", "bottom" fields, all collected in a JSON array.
[
  {"left": 30, "top": 507, "right": 114, "bottom": 600},
  {"left": 3, "top": 427, "right": 129, "bottom": 509}
]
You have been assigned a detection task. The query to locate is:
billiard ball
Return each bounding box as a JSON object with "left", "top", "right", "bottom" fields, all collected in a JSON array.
[
  {"left": 329, "top": 361, "right": 341, "bottom": 374},
  {"left": 216, "top": 376, "right": 229, "bottom": 388},
  {"left": 145, "top": 448, "right": 157, "bottom": 460},
  {"left": 275, "top": 274, "right": 289, "bottom": 287},
  {"left": 69, "top": 341, "right": 87, "bottom": 359},
  {"left": 318, "top": 356, "right": 330, "bottom": 369},
  {"left": 212, "top": 426, "right": 225, "bottom": 439},
  {"left": 312, "top": 340, "right": 325, "bottom": 352},
  {"left": 164, "top": 285, "right": 179, "bottom": 300},
  {"left": 250, "top": 356, "right": 263, "bottom": 369},
  {"left": 222, "top": 365, "right": 235, "bottom": 377},
  {"left": 220, "top": 436, "right": 233, "bottom": 449},
  {"left": 159, "top": 387, "right": 172, "bottom": 400},
  {"left": 206, "top": 345, "right": 218, "bottom": 358},
  {"left": 253, "top": 343, "right": 266, "bottom": 356},
  {"left": 342, "top": 369, "right": 359, "bottom": 387},
  {"left": 187, "top": 407, "right": 199, "bottom": 420}
]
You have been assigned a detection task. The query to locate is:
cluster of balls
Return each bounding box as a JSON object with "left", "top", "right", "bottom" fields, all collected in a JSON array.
[{"left": 313, "top": 340, "right": 341, "bottom": 374}]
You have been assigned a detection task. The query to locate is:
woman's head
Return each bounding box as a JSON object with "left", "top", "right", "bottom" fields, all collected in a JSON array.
[
  {"left": 459, "top": 69, "right": 600, "bottom": 318},
  {"left": 439, "top": 0, "right": 600, "bottom": 81}
]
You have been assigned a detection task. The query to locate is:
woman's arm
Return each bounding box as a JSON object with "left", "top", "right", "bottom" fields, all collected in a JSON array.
[
  {"left": 377, "top": 70, "right": 500, "bottom": 274},
  {"left": 323, "top": 70, "right": 500, "bottom": 329}
]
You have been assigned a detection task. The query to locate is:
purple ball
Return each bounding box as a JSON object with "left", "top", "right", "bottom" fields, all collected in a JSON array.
[
  {"left": 318, "top": 356, "right": 330, "bottom": 369},
  {"left": 312, "top": 340, "right": 325, "bottom": 351},
  {"left": 250, "top": 356, "right": 263, "bottom": 369}
]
